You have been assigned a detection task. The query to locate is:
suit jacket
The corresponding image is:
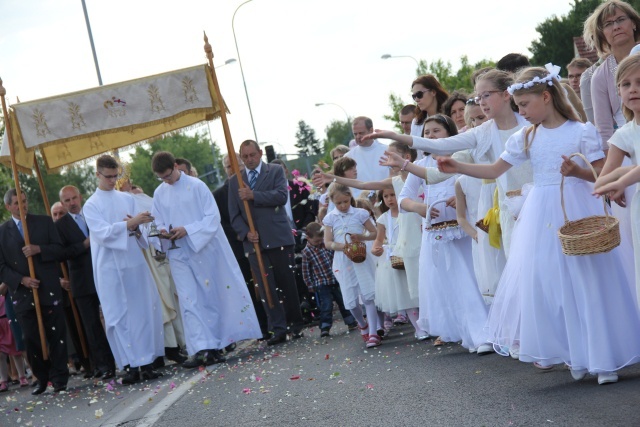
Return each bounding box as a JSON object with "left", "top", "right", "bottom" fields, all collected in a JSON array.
[
  {"left": 55, "top": 212, "right": 97, "bottom": 298},
  {"left": 288, "top": 179, "right": 316, "bottom": 230},
  {"left": 0, "top": 214, "right": 64, "bottom": 313},
  {"left": 213, "top": 179, "right": 237, "bottom": 245},
  {"left": 228, "top": 161, "right": 295, "bottom": 252}
]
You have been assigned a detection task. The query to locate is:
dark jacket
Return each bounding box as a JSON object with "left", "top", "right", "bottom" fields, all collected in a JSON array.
[{"left": 55, "top": 212, "right": 97, "bottom": 298}]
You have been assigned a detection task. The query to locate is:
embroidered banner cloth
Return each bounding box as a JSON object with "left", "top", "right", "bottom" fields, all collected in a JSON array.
[{"left": 2, "top": 64, "right": 225, "bottom": 171}]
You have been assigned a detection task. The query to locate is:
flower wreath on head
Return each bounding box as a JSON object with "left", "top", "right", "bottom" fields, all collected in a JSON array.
[{"left": 507, "top": 63, "right": 561, "bottom": 95}]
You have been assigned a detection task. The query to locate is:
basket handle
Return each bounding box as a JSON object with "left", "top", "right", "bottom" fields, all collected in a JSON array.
[
  {"left": 560, "top": 152, "right": 608, "bottom": 224},
  {"left": 344, "top": 232, "right": 353, "bottom": 245},
  {"left": 427, "top": 198, "right": 450, "bottom": 227}
]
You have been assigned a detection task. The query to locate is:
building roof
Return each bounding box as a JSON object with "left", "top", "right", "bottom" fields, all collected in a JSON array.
[{"left": 573, "top": 36, "right": 599, "bottom": 63}]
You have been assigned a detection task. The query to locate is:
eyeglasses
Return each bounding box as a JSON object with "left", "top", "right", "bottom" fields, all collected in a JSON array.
[
  {"left": 98, "top": 171, "right": 119, "bottom": 180},
  {"left": 474, "top": 91, "right": 502, "bottom": 103},
  {"left": 411, "top": 90, "right": 431, "bottom": 100},
  {"left": 466, "top": 98, "right": 478, "bottom": 105},
  {"left": 155, "top": 168, "right": 174, "bottom": 181},
  {"left": 602, "top": 15, "right": 629, "bottom": 30}
]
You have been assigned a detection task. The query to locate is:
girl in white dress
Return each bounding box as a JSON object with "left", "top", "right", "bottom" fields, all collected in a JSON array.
[
  {"left": 371, "top": 188, "right": 424, "bottom": 339},
  {"left": 439, "top": 65, "right": 640, "bottom": 385},
  {"left": 313, "top": 142, "right": 426, "bottom": 338},
  {"left": 595, "top": 53, "right": 640, "bottom": 308},
  {"left": 386, "top": 115, "right": 492, "bottom": 354},
  {"left": 323, "top": 184, "right": 381, "bottom": 348}
]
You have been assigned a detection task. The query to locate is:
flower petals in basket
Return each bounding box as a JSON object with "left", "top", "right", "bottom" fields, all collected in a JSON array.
[
  {"left": 344, "top": 233, "right": 367, "bottom": 263},
  {"left": 390, "top": 255, "right": 405, "bottom": 270},
  {"left": 557, "top": 153, "right": 620, "bottom": 256},
  {"left": 426, "top": 199, "right": 465, "bottom": 243}
]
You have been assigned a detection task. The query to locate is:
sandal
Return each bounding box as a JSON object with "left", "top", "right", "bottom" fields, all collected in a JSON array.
[
  {"left": 533, "top": 362, "right": 553, "bottom": 371},
  {"left": 433, "top": 337, "right": 445, "bottom": 346},
  {"left": 19, "top": 377, "right": 29, "bottom": 387},
  {"left": 0, "top": 381, "right": 8, "bottom": 392},
  {"left": 358, "top": 323, "right": 369, "bottom": 342},
  {"left": 366, "top": 334, "right": 382, "bottom": 348}
]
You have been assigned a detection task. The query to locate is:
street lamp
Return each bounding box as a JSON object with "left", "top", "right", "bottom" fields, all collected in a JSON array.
[
  {"left": 314, "top": 102, "right": 350, "bottom": 124},
  {"left": 381, "top": 54, "right": 420, "bottom": 68},
  {"left": 232, "top": 0, "right": 259, "bottom": 142},
  {"left": 216, "top": 58, "right": 237, "bottom": 69}
]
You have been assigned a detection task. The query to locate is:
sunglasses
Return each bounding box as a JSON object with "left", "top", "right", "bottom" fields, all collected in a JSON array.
[{"left": 411, "top": 90, "right": 431, "bottom": 101}]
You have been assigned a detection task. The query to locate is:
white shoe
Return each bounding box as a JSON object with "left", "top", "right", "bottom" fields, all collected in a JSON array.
[
  {"left": 509, "top": 345, "right": 520, "bottom": 360},
  {"left": 469, "top": 348, "right": 477, "bottom": 354},
  {"left": 415, "top": 332, "right": 430, "bottom": 341},
  {"left": 598, "top": 372, "right": 618, "bottom": 385},
  {"left": 570, "top": 368, "right": 588, "bottom": 381},
  {"left": 476, "top": 343, "right": 494, "bottom": 355}
]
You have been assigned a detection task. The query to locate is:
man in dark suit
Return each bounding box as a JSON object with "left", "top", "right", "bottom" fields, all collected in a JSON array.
[
  {"left": 57, "top": 185, "right": 115, "bottom": 380},
  {"left": 228, "top": 140, "right": 304, "bottom": 345},
  {"left": 213, "top": 153, "right": 269, "bottom": 338},
  {"left": 0, "top": 189, "right": 69, "bottom": 394}
]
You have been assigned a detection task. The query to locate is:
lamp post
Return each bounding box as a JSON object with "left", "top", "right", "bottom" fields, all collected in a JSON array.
[
  {"left": 381, "top": 54, "right": 420, "bottom": 69},
  {"left": 215, "top": 58, "right": 237, "bottom": 69},
  {"left": 232, "top": 0, "right": 259, "bottom": 142},
  {"left": 80, "top": 0, "right": 103, "bottom": 86}
]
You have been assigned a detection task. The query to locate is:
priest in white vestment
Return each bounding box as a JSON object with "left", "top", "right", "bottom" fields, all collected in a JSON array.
[
  {"left": 150, "top": 151, "right": 261, "bottom": 368},
  {"left": 83, "top": 155, "right": 165, "bottom": 384},
  {"left": 117, "top": 176, "right": 188, "bottom": 365}
]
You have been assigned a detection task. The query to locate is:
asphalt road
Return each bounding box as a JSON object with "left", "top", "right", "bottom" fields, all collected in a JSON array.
[{"left": 3, "top": 320, "right": 640, "bottom": 427}]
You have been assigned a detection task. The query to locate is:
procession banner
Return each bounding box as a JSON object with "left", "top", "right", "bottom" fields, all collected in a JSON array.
[
  {"left": 0, "top": 129, "right": 34, "bottom": 174},
  {"left": 5, "top": 64, "right": 225, "bottom": 171}
]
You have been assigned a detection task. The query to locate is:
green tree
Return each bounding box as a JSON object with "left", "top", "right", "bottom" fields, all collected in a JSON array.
[
  {"left": 128, "top": 131, "right": 221, "bottom": 194},
  {"left": 385, "top": 56, "right": 495, "bottom": 131},
  {"left": 529, "top": 0, "right": 608, "bottom": 68},
  {"left": 319, "top": 119, "right": 352, "bottom": 167},
  {"left": 294, "top": 120, "right": 322, "bottom": 157}
]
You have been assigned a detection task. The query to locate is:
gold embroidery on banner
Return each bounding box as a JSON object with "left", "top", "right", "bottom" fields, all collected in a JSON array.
[
  {"left": 103, "top": 97, "right": 127, "bottom": 118},
  {"left": 68, "top": 102, "right": 86, "bottom": 131},
  {"left": 181, "top": 77, "right": 199, "bottom": 103},
  {"left": 56, "top": 144, "right": 72, "bottom": 161},
  {"left": 32, "top": 108, "right": 51, "bottom": 138},
  {"left": 89, "top": 136, "right": 106, "bottom": 152},
  {"left": 147, "top": 84, "right": 166, "bottom": 114}
]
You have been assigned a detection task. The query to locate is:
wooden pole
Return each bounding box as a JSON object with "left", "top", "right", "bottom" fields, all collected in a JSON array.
[
  {"left": 0, "top": 78, "right": 48, "bottom": 360},
  {"left": 33, "top": 159, "right": 88, "bottom": 359},
  {"left": 203, "top": 33, "right": 273, "bottom": 308}
]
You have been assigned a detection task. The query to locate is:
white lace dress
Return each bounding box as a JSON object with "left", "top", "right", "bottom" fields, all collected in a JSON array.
[
  {"left": 488, "top": 120, "right": 640, "bottom": 373},
  {"left": 399, "top": 156, "right": 488, "bottom": 350},
  {"left": 323, "top": 206, "right": 377, "bottom": 310},
  {"left": 374, "top": 211, "right": 419, "bottom": 313}
]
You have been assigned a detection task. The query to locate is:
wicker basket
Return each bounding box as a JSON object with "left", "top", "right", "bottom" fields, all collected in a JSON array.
[
  {"left": 558, "top": 152, "right": 620, "bottom": 256},
  {"left": 475, "top": 218, "right": 490, "bottom": 233},
  {"left": 344, "top": 233, "right": 367, "bottom": 263},
  {"left": 390, "top": 255, "right": 405, "bottom": 270}
]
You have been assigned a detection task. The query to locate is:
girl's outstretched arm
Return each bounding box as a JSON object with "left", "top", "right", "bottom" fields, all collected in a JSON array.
[
  {"left": 594, "top": 165, "right": 640, "bottom": 200},
  {"left": 380, "top": 151, "right": 426, "bottom": 180},
  {"left": 437, "top": 157, "right": 512, "bottom": 180},
  {"left": 313, "top": 171, "right": 393, "bottom": 191}
]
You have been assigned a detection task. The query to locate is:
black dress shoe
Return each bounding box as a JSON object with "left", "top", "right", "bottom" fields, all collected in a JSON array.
[
  {"left": 165, "top": 347, "right": 188, "bottom": 364},
  {"left": 224, "top": 343, "right": 237, "bottom": 353},
  {"left": 85, "top": 370, "right": 96, "bottom": 379},
  {"left": 30, "top": 380, "right": 39, "bottom": 388},
  {"left": 267, "top": 334, "right": 287, "bottom": 346},
  {"left": 31, "top": 383, "right": 47, "bottom": 395},
  {"left": 52, "top": 383, "right": 67, "bottom": 393},
  {"left": 140, "top": 364, "right": 163, "bottom": 380},
  {"left": 204, "top": 349, "right": 226, "bottom": 365},
  {"left": 182, "top": 350, "right": 207, "bottom": 369},
  {"left": 152, "top": 356, "right": 166, "bottom": 369},
  {"left": 121, "top": 368, "right": 140, "bottom": 385}
]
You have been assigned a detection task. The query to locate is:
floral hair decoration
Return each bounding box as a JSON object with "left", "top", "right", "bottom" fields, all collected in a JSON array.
[{"left": 507, "top": 63, "right": 561, "bottom": 95}]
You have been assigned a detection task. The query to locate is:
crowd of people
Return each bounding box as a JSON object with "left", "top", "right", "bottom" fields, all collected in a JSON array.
[{"left": 2, "top": 0, "right": 640, "bottom": 395}]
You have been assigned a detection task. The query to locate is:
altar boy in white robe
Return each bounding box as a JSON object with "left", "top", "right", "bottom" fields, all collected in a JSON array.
[
  {"left": 83, "top": 155, "right": 165, "bottom": 384},
  {"left": 150, "top": 151, "right": 261, "bottom": 368}
]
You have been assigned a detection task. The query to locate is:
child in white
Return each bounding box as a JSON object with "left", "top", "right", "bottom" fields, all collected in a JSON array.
[
  {"left": 595, "top": 53, "right": 640, "bottom": 308},
  {"left": 439, "top": 65, "right": 640, "bottom": 385},
  {"left": 389, "top": 115, "right": 492, "bottom": 353},
  {"left": 323, "top": 184, "right": 381, "bottom": 348},
  {"left": 371, "top": 188, "right": 425, "bottom": 340}
]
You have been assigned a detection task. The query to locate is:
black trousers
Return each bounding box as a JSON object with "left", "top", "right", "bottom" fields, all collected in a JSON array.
[
  {"left": 16, "top": 305, "right": 69, "bottom": 386},
  {"left": 248, "top": 245, "right": 303, "bottom": 336},
  {"left": 74, "top": 293, "right": 115, "bottom": 372}
]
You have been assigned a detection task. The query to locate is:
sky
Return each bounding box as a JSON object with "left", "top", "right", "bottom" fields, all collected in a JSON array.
[{"left": 0, "top": 0, "right": 576, "bottom": 159}]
